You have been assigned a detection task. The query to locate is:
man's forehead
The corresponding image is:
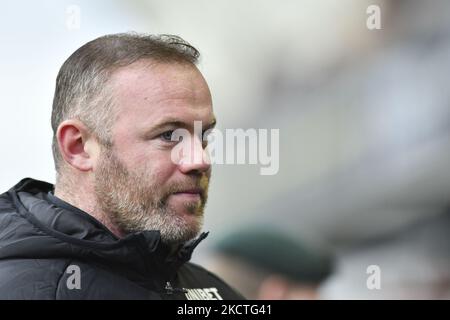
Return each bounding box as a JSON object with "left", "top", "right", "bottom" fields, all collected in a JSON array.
[
  {"left": 109, "top": 60, "right": 210, "bottom": 104},
  {"left": 108, "top": 60, "right": 213, "bottom": 131}
]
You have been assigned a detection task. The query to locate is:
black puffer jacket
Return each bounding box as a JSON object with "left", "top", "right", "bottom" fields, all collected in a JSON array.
[{"left": 0, "top": 178, "right": 243, "bottom": 300}]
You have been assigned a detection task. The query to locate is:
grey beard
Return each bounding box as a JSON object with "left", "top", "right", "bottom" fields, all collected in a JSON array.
[{"left": 93, "top": 147, "right": 206, "bottom": 245}]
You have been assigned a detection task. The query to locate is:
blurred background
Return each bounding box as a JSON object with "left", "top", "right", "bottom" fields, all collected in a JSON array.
[{"left": 1, "top": 0, "right": 449, "bottom": 299}]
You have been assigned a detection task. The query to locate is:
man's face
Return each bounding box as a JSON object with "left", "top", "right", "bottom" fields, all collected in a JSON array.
[{"left": 93, "top": 60, "right": 215, "bottom": 244}]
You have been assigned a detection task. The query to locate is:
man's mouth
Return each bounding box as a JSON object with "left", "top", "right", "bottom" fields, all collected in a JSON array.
[
  {"left": 172, "top": 188, "right": 203, "bottom": 201},
  {"left": 175, "top": 188, "right": 202, "bottom": 195}
]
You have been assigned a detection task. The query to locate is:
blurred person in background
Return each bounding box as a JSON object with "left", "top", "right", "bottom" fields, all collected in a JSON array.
[
  {"left": 206, "top": 228, "right": 334, "bottom": 299},
  {"left": 247, "top": 0, "right": 450, "bottom": 299}
]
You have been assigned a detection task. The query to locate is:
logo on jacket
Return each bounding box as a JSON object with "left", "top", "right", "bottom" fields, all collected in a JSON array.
[{"left": 184, "top": 287, "right": 223, "bottom": 300}]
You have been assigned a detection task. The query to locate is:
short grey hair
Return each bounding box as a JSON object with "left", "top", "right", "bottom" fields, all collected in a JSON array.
[{"left": 51, "top": 32, "right": 200, "bottom": 174}]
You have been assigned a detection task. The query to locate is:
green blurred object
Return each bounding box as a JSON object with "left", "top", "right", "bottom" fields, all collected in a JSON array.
[{"left": 214, "top": 228, "right": 334, "bottom": 285}]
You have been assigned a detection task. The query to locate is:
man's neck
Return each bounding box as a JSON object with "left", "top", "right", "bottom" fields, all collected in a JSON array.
[{"left": 54, "top": 182, "right": 125, "bottom": 239}]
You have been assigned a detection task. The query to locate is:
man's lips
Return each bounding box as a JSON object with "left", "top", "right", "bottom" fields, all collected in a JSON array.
[
  {"left": 171, "top": 188, "right": 203, "bottom": 201},
  {"left": 173, "top": 188, "right": 203, "bottom": 195}
]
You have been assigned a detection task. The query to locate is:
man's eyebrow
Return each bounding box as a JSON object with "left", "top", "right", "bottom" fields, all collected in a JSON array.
[{"left": 149, "top": 118, "right": 217, "bottom": 132}]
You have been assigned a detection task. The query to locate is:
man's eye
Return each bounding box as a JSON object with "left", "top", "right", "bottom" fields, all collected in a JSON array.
[{"left": 160, "top": 130, "right": 174, "bottom": 142}]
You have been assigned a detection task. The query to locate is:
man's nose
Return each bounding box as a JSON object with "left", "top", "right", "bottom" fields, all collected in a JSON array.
[{"left": 178, "top": 135, "right": 211, "bottom": 174}]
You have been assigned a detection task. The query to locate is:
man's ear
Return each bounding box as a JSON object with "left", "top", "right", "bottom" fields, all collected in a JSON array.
[{"left": 56, "top": 119, "right": 99, "bottom": 172}]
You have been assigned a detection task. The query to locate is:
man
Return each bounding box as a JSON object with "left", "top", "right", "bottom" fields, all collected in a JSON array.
[{"left": 0, "top": 33, "right": 243, "bottom": 299}]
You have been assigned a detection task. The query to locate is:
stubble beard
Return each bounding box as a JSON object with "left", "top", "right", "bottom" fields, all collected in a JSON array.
[{"left": 93, "top": 146, "right": 208, "bottom": 245}]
